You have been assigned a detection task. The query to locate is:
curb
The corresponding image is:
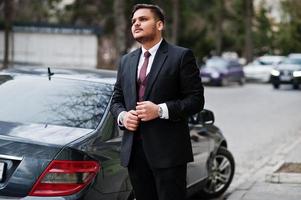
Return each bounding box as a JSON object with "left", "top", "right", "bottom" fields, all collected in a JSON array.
[
  {"left": 265, "top": 133, "right": 301, "bottom": 184},
  {"left": 266, "top": 172, "right": 301, "bottom": 184}
]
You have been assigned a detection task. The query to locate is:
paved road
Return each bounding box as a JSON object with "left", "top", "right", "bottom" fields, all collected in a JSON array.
[{"left": 191, "top": 83, "right": 301, "bottom": 199}]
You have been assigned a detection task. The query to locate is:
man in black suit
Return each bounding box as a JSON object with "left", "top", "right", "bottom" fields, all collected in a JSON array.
[{"left": 110, "top": 4, "right": 204, "bottom": 200}]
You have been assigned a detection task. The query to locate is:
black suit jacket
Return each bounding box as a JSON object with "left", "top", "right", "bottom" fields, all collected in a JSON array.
[{"left": 110, "top": 40, "right": 204, "bottom": 168}]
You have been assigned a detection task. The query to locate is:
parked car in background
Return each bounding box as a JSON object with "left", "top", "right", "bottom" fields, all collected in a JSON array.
[
  {"left": 270, "top": 56, "right": 301, "bottom": 89},
  {"left": 243, "top": 55, "right": 285, "bottom": 83},
  {"left": 200, "top": 56, "right": 245, "bottom": 86},
  {"left": 0, "top": 66, "right": 235, "bottom": 199},
  {"left": 288, "top": 53, "right": 301, "bottom": 58}
]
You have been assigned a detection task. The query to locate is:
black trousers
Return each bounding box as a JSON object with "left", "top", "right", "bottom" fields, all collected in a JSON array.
[{"left": 128, "top": 140, "right": 187, "bottom": 200}]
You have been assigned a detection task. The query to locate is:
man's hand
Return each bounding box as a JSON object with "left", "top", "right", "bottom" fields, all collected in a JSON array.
[
  {"left": 123, "top": 110, "right": 140, "bottom": 131},
  {"left": 136, "top": 101, "right": 159, "bottom": 121}
]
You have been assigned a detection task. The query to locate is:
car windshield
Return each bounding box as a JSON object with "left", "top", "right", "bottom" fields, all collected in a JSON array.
[
  {"left": 282, "top": 58, "right": 301, "bottom": 65},
  {"left": 0, "top": 75, "right": 112, "bottom": 129},
  {"left": 254, "top": 59, "right": 274, "bottom": 65},
  {"left": 254, "top": 57, "right": 282, "bottom": 65},
  {"left": 206, "top": 59, "right": 228, "bottom": 68}
]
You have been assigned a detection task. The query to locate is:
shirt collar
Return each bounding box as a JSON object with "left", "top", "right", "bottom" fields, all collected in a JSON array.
[{"left": 141, "top": 38, "right": 163, "bottom": 57}]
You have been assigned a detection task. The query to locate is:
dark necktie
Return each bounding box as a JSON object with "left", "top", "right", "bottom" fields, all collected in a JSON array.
[{"left": 138, "top": 51, "right": 151, "bottom": 101}]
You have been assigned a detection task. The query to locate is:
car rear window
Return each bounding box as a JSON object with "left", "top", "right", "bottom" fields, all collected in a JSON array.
[{"left": 0, "top": 75, "right": 112, "bottom": 129}]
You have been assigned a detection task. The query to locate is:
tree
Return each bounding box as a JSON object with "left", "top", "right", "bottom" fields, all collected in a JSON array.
[
  {"left": 275, "top": 0, "right": 301, "bottom": 54},
  {"left": 253, "top": 3, "right": 274, "bottom": 55},
  {"left": 177, "top": 0, "right": 217, "bottom": 61},
  {"left": 2, "top": 0, "right": 14, "bottom": 69},
  {"left": 244, "top": 0, "right": 254, "bottom": 63},
  {"left": 113, "top": 0, "right": 127, "bottom": 56},
  {"left": 170, "top": 0, "right": 179, "bottom": 44},
  {"left": 214, "top": 0, "right": 224, "bottom": 56},
  {"left": 13, "top": 0, "right": 54, "bottom": 23}
]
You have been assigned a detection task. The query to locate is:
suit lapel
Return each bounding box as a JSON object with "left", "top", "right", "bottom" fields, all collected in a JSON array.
[
  {"left": 128, "top": 49, "right": 141, "bottom": 108},
  {"left": 144, "top": 40, "right": 168, "bottom": 100}
]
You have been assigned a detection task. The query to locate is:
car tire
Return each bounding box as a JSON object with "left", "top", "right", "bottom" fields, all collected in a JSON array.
[
  {"left": 220, "top": 78, "right": 229, "bottom": 86},
  {"left": 197, "top": 147, "right": 235, "bottom": 199},
  {"left": 239, "top": 77, "right": 245, "bottom": 86},
  {"left": 273, "top": 84, "right": 279, "bottom": 89},
  {"left": 293, "top": 84, "right": 299, "bottom": 90}
]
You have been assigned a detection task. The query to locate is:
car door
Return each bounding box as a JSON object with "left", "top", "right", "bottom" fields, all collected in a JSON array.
[
  {"left": 227, "top": 61, "right": 243, "bottom": 81},
  {"left": 87, "top": 113, "right": 131, "bottom": 200},
  {"left": 187, "top": 124, "right": 211, "bottom": 187}
]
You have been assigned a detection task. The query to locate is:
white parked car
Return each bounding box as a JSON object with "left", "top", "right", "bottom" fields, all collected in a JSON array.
[
  {"left": 243, "top": 55, "right": 285, "bottom": 83},
  {"left": 288, "top": 53, "right": 301, "bottom": 58}
]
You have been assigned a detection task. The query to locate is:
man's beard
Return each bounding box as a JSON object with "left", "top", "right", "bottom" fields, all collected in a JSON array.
[{"left": 134, "top": 26, "right": 157, "bottom": 44}]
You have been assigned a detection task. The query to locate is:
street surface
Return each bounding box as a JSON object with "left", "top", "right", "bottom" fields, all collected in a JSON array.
[{"left": 190, "top": 83, "right": 301, "bottom": 199}]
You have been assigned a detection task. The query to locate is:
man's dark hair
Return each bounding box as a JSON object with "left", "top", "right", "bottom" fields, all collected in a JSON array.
[{"left": 131, "top": 4, "right": 165, "bottom": 23}]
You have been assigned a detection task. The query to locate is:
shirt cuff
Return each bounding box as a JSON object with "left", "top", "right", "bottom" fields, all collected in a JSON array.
[
  {"left": 117, "top": 111, "right": 126, "bottom": 126},
  {"left": 159, "top": 103, "right": 169, "bottom": 119}
]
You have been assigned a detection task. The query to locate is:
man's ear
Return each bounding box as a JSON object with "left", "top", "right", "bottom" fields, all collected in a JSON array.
[{"left": 157, "top": 21, "right": 164, "bottom": 31}]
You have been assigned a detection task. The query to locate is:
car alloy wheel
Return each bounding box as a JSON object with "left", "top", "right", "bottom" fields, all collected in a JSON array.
[{"left": 199, "top": 147, "right": 235, "bottom": 199}]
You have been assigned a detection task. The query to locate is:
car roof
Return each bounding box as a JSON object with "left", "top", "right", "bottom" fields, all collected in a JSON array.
[
  {"left": 206, "top": 56, "right": 240, "bottom": 65},
  {"left": 208, "top": 56, "right": 239, "bottom": 62},
  {"left": 208, "top": 56, "right": 226, "bottom": 60},
  {"left": 288, "top": 53, "right": 301, "bottom": 59},
  {"left": 0, "top": 65, "right": 117, "bottom": 84}
]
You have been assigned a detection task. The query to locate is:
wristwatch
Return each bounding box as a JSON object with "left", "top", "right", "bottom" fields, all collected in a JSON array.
[{"left": 158, "top": 105, "right": 163, "bottom": 118}]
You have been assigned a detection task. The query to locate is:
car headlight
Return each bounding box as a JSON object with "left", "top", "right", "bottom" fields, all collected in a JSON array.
[
  {"left": 211, "top": 72, "right": 220, "bottom": 78},
  {"left": 293, "top": 71, "right": 301, "bottom": 77},
  {"left": 271, "top": 69, "right": 280, "bottom": 76}
]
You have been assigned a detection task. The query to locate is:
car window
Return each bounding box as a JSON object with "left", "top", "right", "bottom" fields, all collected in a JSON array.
[
  {"left": 282, "top": 58, "right": 301, "bottom": 65},
  {"left": 226, "top": 60, "right": 239, "bottom": 69},
  {"left": 257, "top": 60, "right": 273, "bottom": 65},
  {"left": 257, "top": 58, "right": 275, "bottom": 65},
  {"left": 0, "top": 75, "right": 113, "bottom": 129},
  {"left": 206, "top": 59, "right": 228, "bottom": 69},
  {"left": 257, "top": 57, "right": 283, "bottom": 65}
]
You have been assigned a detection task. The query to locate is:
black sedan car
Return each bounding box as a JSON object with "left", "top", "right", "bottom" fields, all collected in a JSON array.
[
  {"left": 270, "top": 56, "right": 301, "bottom": 89},
  {"left": 0, "top": 66, "right": 234, "bottom": 199}
]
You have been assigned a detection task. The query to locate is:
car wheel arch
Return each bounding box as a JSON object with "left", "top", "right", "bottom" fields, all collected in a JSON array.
[
  {"left": 199, "top": 143, "right": 234, "bottom": 199},
  {"left": 219, "top": 141, "right": 227, "bottom": 149}
]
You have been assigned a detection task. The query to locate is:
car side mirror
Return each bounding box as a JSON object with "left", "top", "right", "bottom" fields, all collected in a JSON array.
[{"left": 189, "top": 109, "right": 215, "bottom": 125}]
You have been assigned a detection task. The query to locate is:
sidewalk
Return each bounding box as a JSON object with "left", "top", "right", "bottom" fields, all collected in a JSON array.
[{"left": 227, "top": 136, "right": 301, "bottom": 200}]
